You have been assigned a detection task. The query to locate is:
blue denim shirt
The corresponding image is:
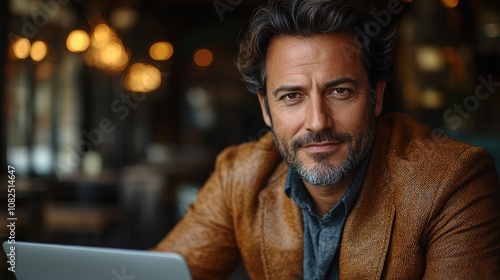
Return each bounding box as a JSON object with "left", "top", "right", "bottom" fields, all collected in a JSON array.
[{"left": 284, "top": 155, "right": 370, "bottom": 280}]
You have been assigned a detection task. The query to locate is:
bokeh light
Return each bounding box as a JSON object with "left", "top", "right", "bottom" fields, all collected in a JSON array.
[
  {"left": 100, "top": 42, "right": 123, "bottom": 65},
  {"left": 441, "top": 0, "right": 459, "bottom": 9},
  {"left": 66, "top": 30, "right": 90, "bottom": 53},
  {"left": 416, "top": 46, "right": 444, "bottom": 72},
  {"left": 193, "top": 48, "right": 214, "bottom": 67},
  {"left": 110, "top": 8, "right": 138, "bottom": 30},
  {"left": 30, "top": 41, "right": 48, "bottom": 62},
  {"left": 484, "top": 23, "right": 500, "bottom": 38},
  {"left": 84, "top": 23, "right": 129, "bottom": 72},
  {"left": 92, "top": 23, "right": 112, "bottom": 48},
  {"left": 150, "top": 42, "right": 174, "bottom": 61},
  {"left": 124, "top": 63, "right": 161, "bottom": 93},
  {"left": 12, "top": 38, "right": 31, "bottom": 59},
  {"left": 35, "top": 61, "right": 55, "bottom": 80}
]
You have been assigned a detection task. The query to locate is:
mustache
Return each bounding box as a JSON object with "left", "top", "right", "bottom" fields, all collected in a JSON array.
[{"left": 291, "top": 131, "right": 352, "bottom": 150}]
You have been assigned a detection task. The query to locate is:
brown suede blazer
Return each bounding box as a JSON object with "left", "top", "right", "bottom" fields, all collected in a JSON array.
[{"left": 155, "top": 113, "right": 500, "bottom": 280}]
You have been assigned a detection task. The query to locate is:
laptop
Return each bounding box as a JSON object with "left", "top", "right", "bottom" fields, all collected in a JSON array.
[{"left": 2, "top": 241, "right": 192, "bottom": 280}]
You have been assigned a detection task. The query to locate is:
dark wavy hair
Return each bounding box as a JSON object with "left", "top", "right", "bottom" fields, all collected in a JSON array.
[{"left": 236, "top": 0, "right": 396, "bottom": 95}]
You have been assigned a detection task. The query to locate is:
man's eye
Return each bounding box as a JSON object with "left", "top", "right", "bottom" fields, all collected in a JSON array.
[
  {"left": 328, "top": 88, "right": 352, "bottom": 98},
  {"left": 282, "top": 93, "right": 300, "bottom": 101},
  {"left": 333, "top": 88, "right": 348, "bottom": 94}
]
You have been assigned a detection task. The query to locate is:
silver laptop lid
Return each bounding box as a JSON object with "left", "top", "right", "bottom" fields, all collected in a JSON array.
[{"left": 3, "top": 241, "right": 192, "bottom": 280}]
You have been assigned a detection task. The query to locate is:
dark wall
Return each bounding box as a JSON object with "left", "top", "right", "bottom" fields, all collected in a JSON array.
[{"left": 0, "top": 0, "right": 7, "bottom": 172}]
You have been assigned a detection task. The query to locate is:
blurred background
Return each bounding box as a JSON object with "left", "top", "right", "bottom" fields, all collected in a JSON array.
[{"left": 0, "top": 0, "right": 499, "bottom": 277}]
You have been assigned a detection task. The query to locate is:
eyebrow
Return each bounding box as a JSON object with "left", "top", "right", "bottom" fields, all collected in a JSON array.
[
  {"left": 322, "top": 77, "right": 358, "bottom": 89},
  {"left": 271, "top": 85, "right": 305, "bottom": 98},
  {"left": 271, "top": 77, "right": 358, "bottom": 97}
]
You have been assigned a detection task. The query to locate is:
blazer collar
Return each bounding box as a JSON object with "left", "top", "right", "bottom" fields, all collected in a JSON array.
[
  {"left": 339, "top": 116, "right": 396, "bottom": 279},
  {"left": 259, "top": 162, "right": 304, "bottom": 279}
]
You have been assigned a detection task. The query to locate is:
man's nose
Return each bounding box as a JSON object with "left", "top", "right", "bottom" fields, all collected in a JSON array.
[{"left": 304, "top": 96, "right": 333, "bottom": 132}]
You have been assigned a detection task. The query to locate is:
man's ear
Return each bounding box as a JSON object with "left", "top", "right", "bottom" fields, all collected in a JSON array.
[
  {"left": 374, "top": 81, "right": 386, "bottom": 117},
  {"left": 257, "top": 92, "right": 272, "bottom": 127}
]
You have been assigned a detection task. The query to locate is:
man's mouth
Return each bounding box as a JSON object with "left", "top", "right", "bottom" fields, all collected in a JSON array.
[{"left": 301, "top": 141, "right": 342, "bottom": 153}]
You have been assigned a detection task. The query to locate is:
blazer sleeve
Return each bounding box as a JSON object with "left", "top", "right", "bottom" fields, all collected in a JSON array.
[
  {"left": 154, "top": 146, "right": 240, "bottom": 280},
  {"left": 423, "top": 146, "right": 500, "bottom": 279}
]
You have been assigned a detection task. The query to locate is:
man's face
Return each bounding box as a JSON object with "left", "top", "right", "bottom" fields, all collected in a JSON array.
[{"left": 258, "top": 33, "right": 385, "bottom": 187}]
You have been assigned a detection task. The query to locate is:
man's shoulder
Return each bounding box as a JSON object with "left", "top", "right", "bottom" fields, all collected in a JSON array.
[
  {"left": 381, "top": 112, "right": 482, "bottom": 160},
  {"left": 216, "top": 131, "right": 279, "bottom": 165},
  {"left": 378, "top": 113, "right": 497, "bottom": 190},
  {"left": 214, "top": 131, "right": 285, "bottom": 183}
]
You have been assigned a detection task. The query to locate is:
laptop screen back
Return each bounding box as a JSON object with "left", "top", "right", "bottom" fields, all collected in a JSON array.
[{"left": 3, "top": 241, "right": 192, "bottom": 280}]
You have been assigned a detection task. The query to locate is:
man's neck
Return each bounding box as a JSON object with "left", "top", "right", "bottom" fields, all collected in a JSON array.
[{"left": 303, "top": 172, "right": 356, "bottom": 217}]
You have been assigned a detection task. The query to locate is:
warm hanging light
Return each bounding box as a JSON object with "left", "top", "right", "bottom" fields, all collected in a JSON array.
[
  {"left": 100, "top": 42, "right": 123, "bottom": 64},
  {"left": 66, "top": 30, "right": 90, "bottom": 53},
  {"left": 124, "top": 63, "right": 162, "bottom": 93},
  {"left": 193, "top": 48, "right": 214, "bottom": 67},
  {"left": 85, "top": 22, "right": 129, "bottom": 73},
  {"left": 441, "top": 0, "right": 459, "bottom": 9},
  {"left": 12, "top": 38, "right": 31, "bottom": 59},
  {"left": 92, "top": 23, "right": 112, "bottom": 48},
  {"left": 150, "top": 42, "right": 174, "bottom": 61},
  {"left": 30, "top": 40, "right": 48, "bottom": 62}
]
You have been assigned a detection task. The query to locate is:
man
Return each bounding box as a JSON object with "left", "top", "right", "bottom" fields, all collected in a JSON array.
[{"left": 155, "top": 0, "right": 500, "bottom": 279}]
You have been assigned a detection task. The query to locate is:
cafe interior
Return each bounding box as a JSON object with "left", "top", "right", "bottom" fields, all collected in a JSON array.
[{"left": 1, "top": 0, "right": 499, "bottom": 276}]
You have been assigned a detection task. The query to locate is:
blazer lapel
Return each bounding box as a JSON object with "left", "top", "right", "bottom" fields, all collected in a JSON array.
[
  {"left": 259, "top": 162, "right": 304, "bottom": 279},
  {"left": 260, "top": 160, "right": 395, "bottom": 280},
  {"left": 339, "top": 118, "right": 396, "bottom": 279},
  {"left": 339, "top": 169, "right": 395, "bottom": 279}
]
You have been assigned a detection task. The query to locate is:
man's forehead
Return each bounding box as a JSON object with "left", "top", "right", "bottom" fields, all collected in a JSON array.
[
  {"left": 266, "top": 33, "right": 362, "bottom": 66},
  {"left": 267, "top": 32, "right": 360, "bottom": 53},
  {"left": 264, "top": 33, "right": 365, "bottom": 84}
]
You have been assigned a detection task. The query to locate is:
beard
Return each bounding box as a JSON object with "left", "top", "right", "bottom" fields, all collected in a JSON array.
[{"left": 272, "top": 115, "right": 376, "bottom": 187}]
